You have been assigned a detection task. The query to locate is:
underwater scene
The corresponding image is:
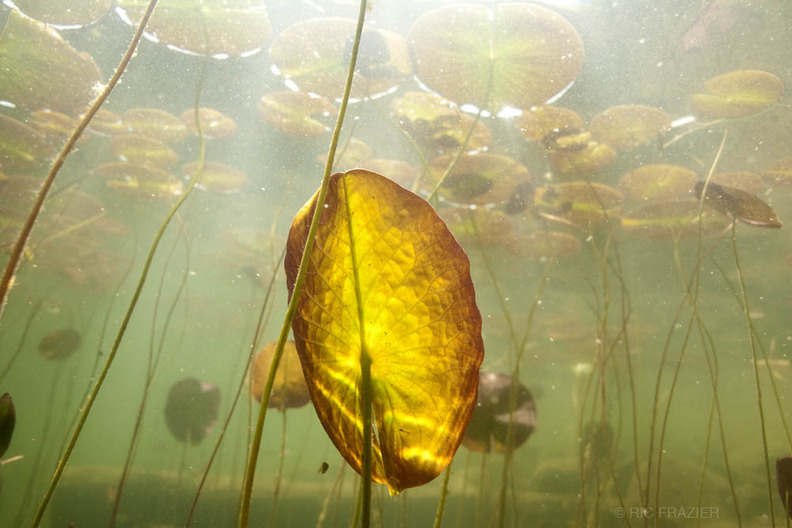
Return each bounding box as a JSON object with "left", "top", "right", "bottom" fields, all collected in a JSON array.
[{"left": 1, "top": 0, "right": 792, "bottom": 526}]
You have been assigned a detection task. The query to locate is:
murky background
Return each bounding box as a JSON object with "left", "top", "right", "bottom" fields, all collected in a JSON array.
[{"left": 1, "top": 0, "right": 791, "bottom": 526}]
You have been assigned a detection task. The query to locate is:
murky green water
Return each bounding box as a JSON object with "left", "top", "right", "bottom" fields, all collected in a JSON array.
[{"left": 1, "top": 1, "right": 792, "bottom": 527}]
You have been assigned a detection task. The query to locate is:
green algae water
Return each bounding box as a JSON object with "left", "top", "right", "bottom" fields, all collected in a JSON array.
[{"left": 1, "top": 1, "right": 792, "bottom": 526}]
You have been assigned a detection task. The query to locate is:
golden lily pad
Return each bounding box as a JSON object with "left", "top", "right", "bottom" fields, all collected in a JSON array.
[
  {"left": 695, "top": 181, "right": 781, "bottom": 228},
  {"left": 508, "top": 230, "right": 581, "bottom": 260},
  {"left": 408, "top": 4, "right": 584, "bottom": 112},
  {"left": 11, "top": 0, "right": 111, "bottom": 27},
  {"left": 285, "top": 169, "right": 484, "bottom": 495},
  {"left": 119, "top": 108, "right": 188, "bottom": 144},
  {"left": 589, "top": 105, "right": 672, "bottom": 150},
  {"left": 28, "top": 110, "right": 79, "bottom": 141},
  {"left": 0, "top": 393, "right": 14, "bottom": 459},
  {"left": 116, "top": 0, "right": 271, "bottom": 57},
  {"left": 181, "top": 161, "right": 246, "bottom": 193},
  {"left": 390, "top": 92, "right": 491, "bottom": 153},
  {"left": 0, "top": 11, "right": 102, "bottom": 114},
  {"left": 270, "top": 19, "right": 412, "bottom": 100},
  {"left": 0, "top": 114, "right": 54, "bottom": 173},
  {"left": 110, "top": 134, "right": 178, "bottom": 168},
  {"left": 619, "top": 164, "right": 697, "bottom": 202},
  {"left": 462, "top": 372, "right": 535, "bottom": 453},
  {"left": 762, "top": 158, "right": 792, "bottom": 187},
  {"left": 258, "top": 91, "right": 337, "bottom": 137},
  {"left": 425, "top": 153, "right": 531, "bottom": 206},
  {"left": 690, "top": 70, "right": 784, "bottom": 119},
  {"left": 180, "top": 107, "right": 237, "bottom": 139},
  {"left": 38, "top": 328, "right": 81, "bottom": 361},
  {"left": 439, "top": 207, "right": 517, "bottom": 248},
  {"left": 516, "top": 105, "right": 584, "bottom": 144},
  {"left": 621, "top": 199, "right": 732, "bottom": 239},
  {"left": 549, "top": 141, "right": 616, "bottom": 175},
  {"left": 534, "top": 181, "right": 623, "bottom": 227},
  {"left": 709, "top": 171, "right": 764, "bottom": 195},
  {"left": 251, "top": 340, "right": 310, "bottom": 409}
]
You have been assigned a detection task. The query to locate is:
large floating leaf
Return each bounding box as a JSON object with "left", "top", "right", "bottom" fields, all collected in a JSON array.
[
  {"left": 285, "top": 169, "right": 484, "bottom": 495},
  {"left": 0, "top": 10, "right": 102, "bottom": 113},
  {"left": 0, "top": 114, "right": 55, "bottom": 174},
  {"left": 690, "top": 70, "right": 784, "bottom": 119},
  {"left": 270, "top": 19, "right": 411, "bottom": 100},
  {"left": 116, "top": 0, "right": 271, "bottom": 57},
  {"left": 408, "top": 3, "right": 584, "bottom": 112},
  {"left": 589, "top": 104, "right": 672, "bottom": 150},
  {"left": 251, "top": 340, "right": 310, "bottom": 409},
  {"left": 11, "top": 0, "right": 111, "bottom": 27}
]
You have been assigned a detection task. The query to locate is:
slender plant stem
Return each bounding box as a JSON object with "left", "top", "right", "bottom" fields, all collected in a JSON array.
[
  {"left": 236, "top": 1, "right": 367, "bottom": 525},
  {"left": 0, "top": 0, "right": 160, "bottom": 320},
  {"left": 433, "top": 464, "right": 453, "bottom": 528}
]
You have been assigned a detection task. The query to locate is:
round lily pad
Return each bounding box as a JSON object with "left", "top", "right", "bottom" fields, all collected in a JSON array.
[
  {"left": 534, "top": 181, "right": 623, "bottom": 227},
  {"left": 181, "top": 161, "right": 246, "bottom": 193},
  {"left": 516, "top": 105, "right": 584, "bottom": 144},
  {"left": 619, "top": 164, "right": 697, "bottom": 202},
  {"left": 439, "top": 207, "right": 517, "bottom": 248},
  {"left": 408, "top": 3, "right": 584, "bottom": 112},
  {"left": 621, "top": 199, "right": 732, "bottom": 239},
  {"left": 589, "top": 104, "right": 672, "bottom": 150},
  {"left": 390, "top": 91, "right": 491, "bottom": 153},
  {"left": 116, "top": 0, "right": 271, "bottom": 57},
  {"left": 120, "top": 108, "right": 188, "bottom": 144},
  {"left": 0, "top": 10, "right": 102, "bottom": 113},
  {"left": 258, "top": 91, "right": 337, "bottom": 137},
  {"left": 0, "top": 114, "right": 54, "bottom": 174},
  {"left": 690, "top": 70, "right": 784, "bottom": 119},
  {"left": 180, "top": 108, "right": 238, "bottom": 139},
  {"left": 164, "top": 377, "right": 221, "bottom": 445},
  {"left": 110, "top": 135, "right": 178, "bottom": 168},
  {"left": 251, "top": 340, "right": 311, "bottom": 409},
  {"left": 550, "top": 141, "right": 616, "bottom": 175},
  {"left": 462, "top": 372, "right": 536, "bottom": 454},
  {"left": 425, "top": 153, "right": 531, "bottom": 206},
  {"left": 269, "top": 19, "right": 412, "bottom": 100},
  {"left": 38, "top": 328, "right": 81, "bottom": 361},
  {"left": 11, "top": 0, "right": 111, "bottom": 27}
]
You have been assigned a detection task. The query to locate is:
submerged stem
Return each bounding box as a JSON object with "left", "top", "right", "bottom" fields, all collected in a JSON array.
[
  {"left": 236, "top": 1, "right": 367, "bottom": 526},
  {"left": 0, "top": 0, "right": 160, "bottom": 321}
]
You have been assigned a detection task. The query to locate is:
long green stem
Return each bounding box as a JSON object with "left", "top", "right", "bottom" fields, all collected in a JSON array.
[
  {"left": 236, "top": 1, "right": 367, "bottom": 526},
  {"left": 0, "top": 0, "right": 160, "bottom": 320}
]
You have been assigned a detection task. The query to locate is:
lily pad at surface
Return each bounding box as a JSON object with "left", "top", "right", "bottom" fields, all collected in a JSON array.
[
  {"left": 0, "top": 114, "right": 55, "bottom": 174},
  {"left": 689, "top": 70, "right": 784, "bottom": 119},
  {"left": 619, "top": 164, "right": 697, "bottom": 202},
  {"left": 621, "top": 199, "right": 731, "bottom": 239},
  {"left": 11, "top": 0, "right": 111, "bottom": 27},
  {"left": 269, "top": 19, "right": 411, "bottom": 100},
  {"left": 285, "top": 169, "right": 484, "bottom": 495},
  {"left": 258, "top": 91, "right": 337, "bottom": 137},
  {"left": 251, "top": 340, "right": 311, "bottom": 409},
  {"left": 181, "top": 161, "right": 246, "bottom": 193},
  {"left": 589, "top": 105, "right": 672, "bottom": 150},
  {"left": 38, "top": 328, "right": 81, "bottom": 361},
  {"left": 408, "top": 3, "right": 584, "bottom": 112},
  {"left": 180, "top": 108, "right": 237, "bottom": 139},
  {"left": 0, "top": 10, "right": 103, "bottom": 114},
  {"left": 116, "top": 0, "right": 271, "bottom": 57},
  {"left": 425, "top": 153, "right": 531, "bottom": 206}
]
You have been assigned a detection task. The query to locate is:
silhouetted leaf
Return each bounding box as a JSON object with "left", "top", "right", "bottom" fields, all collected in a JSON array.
[{"left": 285, "top": 169, "right": 484, "bottom": 495}]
